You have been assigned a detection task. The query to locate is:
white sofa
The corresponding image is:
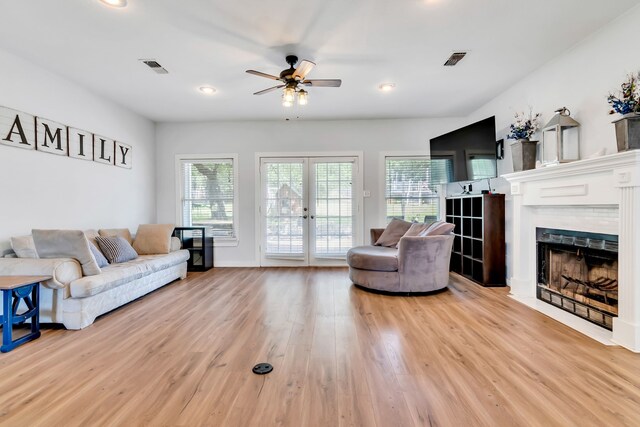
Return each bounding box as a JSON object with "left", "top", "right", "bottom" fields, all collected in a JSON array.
[{"left": 0, "top": 235, "right": 189, "bottom": 330}]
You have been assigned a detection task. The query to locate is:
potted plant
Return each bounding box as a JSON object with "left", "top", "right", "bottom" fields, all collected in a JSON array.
[
  {"left": 508, "top": 110, "right": 541, "bottom": 171},
  {"left": 608, "top": 72, "right": 640, "bottom": 151}
]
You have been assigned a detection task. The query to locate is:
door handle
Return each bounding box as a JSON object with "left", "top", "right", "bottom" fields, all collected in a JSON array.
[
  {"left": 310, "top": 215, "right": 315, "bottom": 219},
  {"left": 302, "top": 215, "right": 308, "bottom": 219}
]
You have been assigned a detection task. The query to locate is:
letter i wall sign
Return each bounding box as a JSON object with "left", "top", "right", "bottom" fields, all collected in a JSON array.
[{"left": 0, "top": 106, "right": 132, "bottom": 168}]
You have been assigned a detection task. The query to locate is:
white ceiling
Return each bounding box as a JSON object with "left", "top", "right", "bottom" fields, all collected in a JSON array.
[{"left": 0, "top": 0, "right": 638, "bottom": 122}]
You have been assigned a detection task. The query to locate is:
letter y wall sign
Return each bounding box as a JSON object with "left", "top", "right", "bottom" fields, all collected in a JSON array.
[{"left": 0, "top": 106, "right": 132, "bottom": 169}]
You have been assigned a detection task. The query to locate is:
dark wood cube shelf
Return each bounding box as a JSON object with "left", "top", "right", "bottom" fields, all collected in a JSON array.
[
  {"left": 446, "top": 194, "right": 505, "bottom": 287},
  {"left": 173, "top": 227, "right": 214, "bottom": 271}
]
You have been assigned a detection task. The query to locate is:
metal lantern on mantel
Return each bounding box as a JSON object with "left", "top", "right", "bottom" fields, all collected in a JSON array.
[{"left": 540, "top": 107, "right": 580, "bottom": 165}]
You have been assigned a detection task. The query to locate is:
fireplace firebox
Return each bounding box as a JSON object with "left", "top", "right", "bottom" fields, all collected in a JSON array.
[{"left": 536, "top": 228, "right": 618, "bottom": 330}]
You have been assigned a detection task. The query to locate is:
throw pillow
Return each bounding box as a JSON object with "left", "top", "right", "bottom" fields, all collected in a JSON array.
[
  {"left": 395, "top": 222, "right": 432, "bottom": 248},
  {"left": 375, "top": 219, "right": 412, "bottom": 248},
  {"left": 132, "top": 224, "right": 175, "bottom": 255},
  {"left": 10, "top": 235, "right": 39, "bottom": 259},
  {"left": 32, "top": 229, "right": 102, "bottom": 276},
  {"left": 89, "top": 243, "right": 109, "bottom": 268},
  {"left": 98, "top": 228, "right": 133, "bottom": 245},
  {"left": 84, "top": 229, "right": 102, "bottom": 251},
  {"left": 96, "top": 236, "right": 138, "bottom": 264},
  {"left": 421, "top": 221, "right": 455, "bottom": 236},
  {"left": 170, "top": 236, "right": 181, "bottom": 252}
]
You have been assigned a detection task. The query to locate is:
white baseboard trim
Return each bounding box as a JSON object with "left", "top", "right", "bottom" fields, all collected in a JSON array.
[{"left": 214, "top": 261, "right": 260, "bottom": 268}]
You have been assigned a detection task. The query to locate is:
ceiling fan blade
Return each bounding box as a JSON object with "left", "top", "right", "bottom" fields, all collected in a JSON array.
[
  {"left": 253, "top": 85, "right": 285, "bottom": 95},
  {"left": 292, "top": 60, "right": 316, "bottom": 80},
  {"left": 303, "top": 79, "right": 342, "bottom": 87},
  {"left": 246, "top": 70, "right": 280, "bottom": 80}
]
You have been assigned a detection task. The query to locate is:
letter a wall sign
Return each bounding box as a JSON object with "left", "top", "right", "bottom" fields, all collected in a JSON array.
[{"left": 0, "top": 106, "right": 132, "bottom": 169}]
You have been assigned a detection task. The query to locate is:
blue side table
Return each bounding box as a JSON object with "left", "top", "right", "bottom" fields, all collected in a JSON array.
[{"left": 0, "top": 275, "right": 49, "bottom": 353}]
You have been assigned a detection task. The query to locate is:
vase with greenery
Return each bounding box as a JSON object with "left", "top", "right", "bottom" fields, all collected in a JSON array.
[
  {"left": 508, "top": 110, "right": 541, "bottom": 172},
  {"left": 608, "top": 72, "right": 640, "bottom": 152}
]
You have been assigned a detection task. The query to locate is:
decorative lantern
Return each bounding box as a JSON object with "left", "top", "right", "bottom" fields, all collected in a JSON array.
[{"left": 540, "top": 107, "right": 580, "bottom": 165}]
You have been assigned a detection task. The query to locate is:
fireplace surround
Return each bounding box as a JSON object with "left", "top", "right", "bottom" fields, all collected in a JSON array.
[{"left": 503, "top": 150, "right": 640, "bottom": 352}]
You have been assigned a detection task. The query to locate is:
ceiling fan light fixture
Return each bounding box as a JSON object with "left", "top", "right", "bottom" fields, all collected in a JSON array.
[
  {"left": 379, "top": 83, "right": 396, "bottom": 92},
  {"left": 283, "top": 86, "right": 296, "bottom": 103},
  {"left": 99, "top": 0, "right": 128, "bottom": 7},
  {"left": 297, "top": 90, "right": 309, "bottom": 106},
  {"left": 282, "top": 97, "right": 293, "bottom": 108}
]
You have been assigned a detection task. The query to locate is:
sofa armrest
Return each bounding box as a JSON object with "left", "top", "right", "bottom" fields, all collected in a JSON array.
[
  {"left": 370, "top": 228, "right": 385, "bottom": 245},
  {"left": 0, "top": 258, "right": 82, "bottom": 290},
  {"left": 397, "top": 235, "right": 454, "bottom": 276}
]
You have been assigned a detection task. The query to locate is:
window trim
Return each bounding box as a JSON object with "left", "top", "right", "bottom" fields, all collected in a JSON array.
[
  {"left": 379, "top": 151, "right": 447, "bottom": 225},
  {"left": 175, "top": 153, "right": 239, "bottom": 247}
]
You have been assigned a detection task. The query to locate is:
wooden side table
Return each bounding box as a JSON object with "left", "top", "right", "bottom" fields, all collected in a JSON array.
[{"left": 0, "top": 275, "right": 49, "bottom": 353}]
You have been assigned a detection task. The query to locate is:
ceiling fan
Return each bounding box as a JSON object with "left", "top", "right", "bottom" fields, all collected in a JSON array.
[{"left": 246, "top": 55, "right": 342, "bottom": 107}]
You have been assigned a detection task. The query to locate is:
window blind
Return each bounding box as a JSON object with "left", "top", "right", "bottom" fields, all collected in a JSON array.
[
  {"left": 384, "top": 157, "right": 453, "bottom": 223},
  {"left": 180, "top": 159, "right": 235, "bottom": 238}
]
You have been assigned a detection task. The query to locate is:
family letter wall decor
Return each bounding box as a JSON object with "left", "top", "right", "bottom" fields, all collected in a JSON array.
[{"left": 0, "top": 106, "right": 132, "bottom": 169}]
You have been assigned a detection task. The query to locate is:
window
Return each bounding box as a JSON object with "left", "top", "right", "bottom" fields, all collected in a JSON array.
[
  {"left": 384, "top": 156, "right": 452, "bottom": 223},
  {"left": 178, "top": 155, "right": 238, "bottom": 241}
]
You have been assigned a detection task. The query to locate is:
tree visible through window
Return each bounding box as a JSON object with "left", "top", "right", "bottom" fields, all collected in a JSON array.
[
  {"left": 181, "top": 158, "right": 235, "bottom": 238},
  {"left": 385, "top": 156, "right": 452, "bottom": 223}
]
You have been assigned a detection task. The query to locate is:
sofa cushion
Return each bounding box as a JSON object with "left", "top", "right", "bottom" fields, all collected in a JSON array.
[
  {"left": 89, "top": 243, "right": 109, "bottom": 268},
  {"left": 347, "top": 246, "right": 398, "bottom": 272},
  {"left": 96, "top": 236, "right": 138, "bottom": 264},
  {"left": 375, "top": 219, "right": 412, "bottom": 247},
  {"left": 84, "top": 229, "right": 104, "bottom": 252},
  {"left": 421, "top": 221, "right": 455, "bottom": 236},
  {"left": 98, "top": 228, "right": 133, "bottom": 244},
  {"left": 10, "top": 235, "right": 39, "bottom": 259},
  {"left": 132, "top": 224, "right": 175, "bottom": 255},
  {"left": 396, "top": 222, "right": 431, "bottom": 248},
  {"left": 170, "top": 236, "right": 181, "bottom": 252},
  {"left": 69, "top": 250, "right": 190, "bottom": 298},
  {"left": 32, "top": 229, "right": 101, "bottom": 276}
]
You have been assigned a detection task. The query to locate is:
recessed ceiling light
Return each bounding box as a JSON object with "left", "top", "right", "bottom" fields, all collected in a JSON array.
[
  {"left": 379, "top": 83, "right": 396, "bottom": 92},
  {"left": 199, "top": 86, "right": 217, "bottom": 95},
  {"left": 99, "top": 0, "right": 128, "bottom": 7}
]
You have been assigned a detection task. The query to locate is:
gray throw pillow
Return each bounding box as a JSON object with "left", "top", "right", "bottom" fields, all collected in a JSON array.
[
  {"left": 396, "top": 222, "right": 432, "bottom": 248},
  {"left": 32, "top": 229, "right": 102, "bottom": 276},
  {"left": 89, "top": 242, "right": 109, "bottom": 268},
  {"left": 10, "top": 235, "right": 39, "bottom": 259},
  {"left": 375, "top": 219, "right": 412, "bottom": 247},
  {"left": 95, "top": 236, "right": 138, "bottom": 264},
  {"left": 421, "top": 221, "right": 455, "bottom": 236}
]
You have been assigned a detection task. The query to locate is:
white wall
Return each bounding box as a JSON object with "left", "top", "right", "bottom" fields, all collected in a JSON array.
[
  {"left": 155, "top": 118, "right": 462, "bottom": 266},
  {"left": 471, "top": 4, "right": 640, "bottom": 176},
  {"left": 157, "top": 5, "right": 639, "bottom": 270},
  {"left": 0, "top": 48, "right": 157, "bottom": 252},
  {"left": 454, "top": 4, "right": 640, "bottom": 281}
]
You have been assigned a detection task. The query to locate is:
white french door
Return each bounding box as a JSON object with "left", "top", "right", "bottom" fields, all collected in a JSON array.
[{"left": 260, "top": 156, "right": 360, "bottom": 266}]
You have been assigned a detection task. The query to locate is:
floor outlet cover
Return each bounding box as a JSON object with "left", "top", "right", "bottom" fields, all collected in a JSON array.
[{"left": 252, "top": 363, "right": 273, "bottom": 375}]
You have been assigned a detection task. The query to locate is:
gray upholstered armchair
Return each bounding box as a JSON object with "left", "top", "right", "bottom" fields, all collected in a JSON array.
[{"left": 347, "top": 228, "right": 454, "bottom": 293}]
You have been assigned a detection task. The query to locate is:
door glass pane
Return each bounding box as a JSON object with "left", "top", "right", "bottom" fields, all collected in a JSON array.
[
  {"left": 263, "top": 162, "right": 305, "bottom": 257},
  {"left": 314, "top": 161, "right": 353, "bottom": 257}
]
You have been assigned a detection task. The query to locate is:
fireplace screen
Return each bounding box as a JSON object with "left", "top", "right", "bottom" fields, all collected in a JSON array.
[{"left": 537, "top": 228, "right": 618, "bottom": 330}]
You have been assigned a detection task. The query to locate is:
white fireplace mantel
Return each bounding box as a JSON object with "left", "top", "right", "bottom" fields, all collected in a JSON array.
[{"left": 502, "top": 150, "right": 640, "bottom": 352}]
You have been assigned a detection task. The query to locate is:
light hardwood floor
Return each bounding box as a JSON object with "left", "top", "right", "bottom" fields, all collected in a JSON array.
[{"left": 1, "top": 268, "right": 639, "bottom": 426}]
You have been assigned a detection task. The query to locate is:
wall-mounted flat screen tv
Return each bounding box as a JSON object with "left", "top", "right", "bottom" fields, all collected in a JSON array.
[{"left": 429, "top": 116, "right": 497, "bottom": 183}]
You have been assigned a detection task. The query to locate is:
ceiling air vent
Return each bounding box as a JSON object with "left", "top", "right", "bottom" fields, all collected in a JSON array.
[
  {"left": 444, "top": 52, "right": 467, "bottom": 66},
  {"left": 140, "top": 59, "right": 169, "bottom": 74}
]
